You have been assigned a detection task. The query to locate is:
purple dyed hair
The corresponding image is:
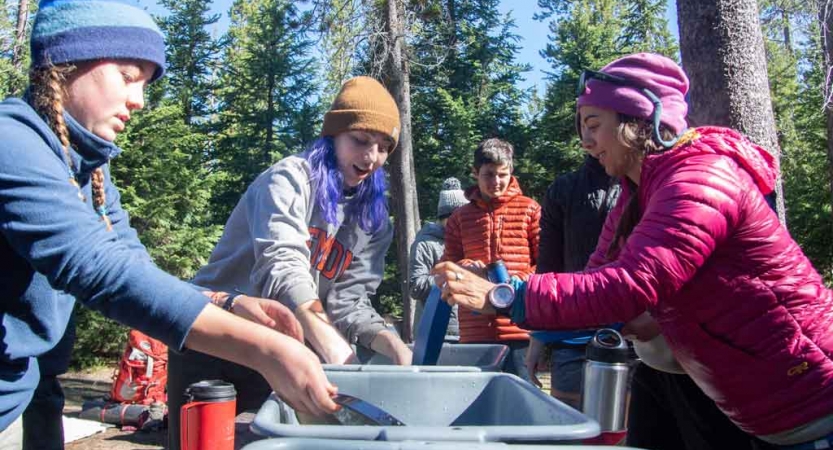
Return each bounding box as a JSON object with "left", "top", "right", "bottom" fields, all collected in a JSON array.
[{"left": 303, "top": 137, "right": 389, "bottom": 234}]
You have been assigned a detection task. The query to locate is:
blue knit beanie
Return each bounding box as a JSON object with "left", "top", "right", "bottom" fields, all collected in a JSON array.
[{"left": 30, "top": 0, "right": 166, "bottom": 82}]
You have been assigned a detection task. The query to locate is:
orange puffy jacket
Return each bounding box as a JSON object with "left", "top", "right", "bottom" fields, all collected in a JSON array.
[{"left": 442, "top": 177, "right": 541, "bottom": 343}]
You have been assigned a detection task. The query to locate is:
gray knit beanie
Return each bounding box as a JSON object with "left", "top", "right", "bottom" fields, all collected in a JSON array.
[{"left": 437, "top": 177, "right": 468, "bottom": 219}]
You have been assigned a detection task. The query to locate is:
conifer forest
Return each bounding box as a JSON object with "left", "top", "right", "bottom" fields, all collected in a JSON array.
[{"left": 2, "top": 0, "right": 831, "bottom": 367}]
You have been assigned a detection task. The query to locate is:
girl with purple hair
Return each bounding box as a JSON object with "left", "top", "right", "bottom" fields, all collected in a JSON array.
[{"left": 168, "top": 76, "right": 411, "bottom": 450}]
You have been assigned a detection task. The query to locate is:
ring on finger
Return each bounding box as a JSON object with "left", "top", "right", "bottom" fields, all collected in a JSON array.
[
  {"left": 442, "top": 281, "right": 448, "bottom": 290},
  {"left": 454, "top": 271, "right": 464, "bottom": 281}
]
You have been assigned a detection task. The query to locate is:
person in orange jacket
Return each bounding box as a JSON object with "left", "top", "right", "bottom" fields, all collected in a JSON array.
[{"left": 441, "top": 138, "right": 541, "bottom": 379}]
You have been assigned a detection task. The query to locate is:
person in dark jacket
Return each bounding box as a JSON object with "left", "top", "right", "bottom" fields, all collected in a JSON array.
[
  {"left": 536, "top": 155, "right": 618, "bottom": 275},
  {"left": 526, "top": 155, "right": 618, "bottom": 407},
  {"left": 409, "top": 177, "right": 468, "bottom": 339}
]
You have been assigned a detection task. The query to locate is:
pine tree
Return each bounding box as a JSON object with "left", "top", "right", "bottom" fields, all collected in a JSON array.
[
  {"left": 0, "top": 0, "right": 33, "bottom": 96},
  {"left": 113, "top": 104, "right": 223, "bottom": 280},
  {"left": 531, "top": 0, "right": 624, "bottom": 187},
  {"left": 410, "top": 0, "right": 532, "bottom": 214},
  {"left": 817, "top": 0, "right": 833, "bottom": 225},
  {"left": 317, "top": 0, "right": 365, "bottom": 100},
  {"left": 678, "top": 0, "right": 786, "bottom": 221},
  {"left": 0, "top": 1, "right": 15, "bottom": 94},
  {"left": 530, "top": 0, "right": 676, "bottom": 191},
  {"left": 768, "top": 3, "right": 833, "bottom": 277},
  {"left": 158, "top": 0, "right": 224, "bottom": 124},
  {"left": 212, "top": 0, "right": 321, "bottom": 217},
  {"left": 618, "top": 0, "right": 677, "bottom": 54}
]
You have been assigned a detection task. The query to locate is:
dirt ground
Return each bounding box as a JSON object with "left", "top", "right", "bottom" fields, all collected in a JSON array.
[
  {"left": 59, "top": 368, "right": 261, "bottom": 450},
  {"left": 59, "top": 368, "right": 165, "bottom": 450}
]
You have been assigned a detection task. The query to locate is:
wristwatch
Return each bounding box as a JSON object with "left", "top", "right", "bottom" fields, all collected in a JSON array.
[{"left": 487, "top": 283, "right": 515, "bottom": 315}]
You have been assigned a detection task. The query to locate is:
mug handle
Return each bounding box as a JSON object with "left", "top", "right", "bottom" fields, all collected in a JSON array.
[{"left": 180, "top": 401, "right": 201, "bottom": 450}]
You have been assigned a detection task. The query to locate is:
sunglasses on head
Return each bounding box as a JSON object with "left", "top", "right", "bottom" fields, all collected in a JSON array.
[
  {"left": 577, "top": 70, "right": 638, "bottom": 97},
  {"left": 577, "top": 69, "right": 679, "bottom": 148}
]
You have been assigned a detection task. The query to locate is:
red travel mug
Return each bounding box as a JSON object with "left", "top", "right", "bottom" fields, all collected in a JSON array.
[{"left": 180, "top": 380, "right": 237, "bottom": 450}]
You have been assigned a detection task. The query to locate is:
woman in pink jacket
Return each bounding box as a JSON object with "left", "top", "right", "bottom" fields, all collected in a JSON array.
[{"left": 434, "top": 52, "right": 833, "bottom": 449}]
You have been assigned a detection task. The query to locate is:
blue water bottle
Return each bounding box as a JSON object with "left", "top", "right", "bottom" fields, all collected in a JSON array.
[{"left": 487, "top": 260, "right": 510, "bottom": 284}]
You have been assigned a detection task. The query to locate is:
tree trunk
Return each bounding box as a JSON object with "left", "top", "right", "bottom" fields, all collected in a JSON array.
[
  {"left": 782, "top": 8, "right": 792, "bottom": 54},
  {"left": 12, "top": 0, "right": 29, "bottom": 71},
  {"left": 447, "top": 0, "right": 457, "bottom": 47},
  {"left": 265, "top": 70, "right": 275, "bottom": 162},
  {"left": 677, "top": 0, "right": 787, "bottom": 223},
  {"left": 382, "top": 0, "right": 420, "bottom": 342},
  {"left": 820, "top": 0, "right": 833, "bottom": 223}
]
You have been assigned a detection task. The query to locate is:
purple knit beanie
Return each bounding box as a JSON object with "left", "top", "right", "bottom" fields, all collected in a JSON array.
[{"left": 577, "top": 53, "right": 689, "bottom": 135}]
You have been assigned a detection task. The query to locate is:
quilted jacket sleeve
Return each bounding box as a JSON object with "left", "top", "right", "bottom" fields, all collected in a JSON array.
[
  {"left": 585, "top": 185, "right": 627, "bottom": 270},
  {"left": 441, "top": 209, "right": 464, "bottom": 264},
  {"left": 537, "top": 182, "right": 566, "bottom": 274},
  {"left": 409, "top": 238, "right": 438, "bottom": 301},
  {"left": 523, "top": 154, "right": 741, "bottom": 330},
  {"left": 521, "top": 201, "right": 541, "bottom": 279}
]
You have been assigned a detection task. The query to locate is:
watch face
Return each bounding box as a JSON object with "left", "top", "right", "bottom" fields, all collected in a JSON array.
[{"left": 490, "top": 284, "right": 515, "bottom": 309}]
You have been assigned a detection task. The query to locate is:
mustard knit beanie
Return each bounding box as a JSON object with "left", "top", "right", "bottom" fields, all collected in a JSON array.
[{"left": 321, "top": 76, "right": 401, "bottom": 150}]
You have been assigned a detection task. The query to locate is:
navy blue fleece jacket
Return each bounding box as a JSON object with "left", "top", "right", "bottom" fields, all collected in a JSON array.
[{"left": 0, "top": 97, "right": 207, "bottom": 430}]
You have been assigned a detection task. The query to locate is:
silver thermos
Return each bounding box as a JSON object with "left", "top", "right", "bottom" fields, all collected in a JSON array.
[{"left": 581, "top": 328, "right": 631, "bottom": 432}]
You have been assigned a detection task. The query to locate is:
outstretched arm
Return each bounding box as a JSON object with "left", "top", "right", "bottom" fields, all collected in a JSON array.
[
  {"left": 185, "top": 305, "right": 339, "bottom": 416},
  {"left": 436, "top": 156, "right": 739, "bottom": 333},
  {"left": 296, "top": 299, "right": 357, "bottom": 364},
  {"left": 525, "top": 158, "right": 737, "bottom": 330},
  {"left": 0, "top": 125, "right": 338, "bottom": 417},
  {"left": 326, "top": 223, "right": 411, "bottom": 365}
]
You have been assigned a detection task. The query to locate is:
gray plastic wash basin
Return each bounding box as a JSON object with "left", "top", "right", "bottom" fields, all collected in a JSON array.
[
  {"left": 250, "top": 371, "right": 599, "bottom": 443},
  {"left": 325, "top": 343, "right": 509, "bottom": 373},
  {"left": 242, "top": 437, "right": 646, "bottom": 449}
]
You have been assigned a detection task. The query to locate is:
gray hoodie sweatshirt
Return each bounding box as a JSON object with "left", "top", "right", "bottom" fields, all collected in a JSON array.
[{"left": 193, "top": 155, "right": 390, "bottom": 348}]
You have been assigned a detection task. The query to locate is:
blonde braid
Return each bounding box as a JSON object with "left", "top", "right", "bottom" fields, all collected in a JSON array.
[
  {"left": 91, "top": 168, "right": 112, "bottom": 231},
  {"left": 30, "top": 66, "right": 75, "bottom": 178},
  {"left": 29, "top": 65, "right": 112, "bottom": 231}
]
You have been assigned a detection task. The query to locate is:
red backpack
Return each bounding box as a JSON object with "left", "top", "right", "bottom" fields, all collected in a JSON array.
[{"left": 109, "top": 329, "right": 169, "bottom": 405}]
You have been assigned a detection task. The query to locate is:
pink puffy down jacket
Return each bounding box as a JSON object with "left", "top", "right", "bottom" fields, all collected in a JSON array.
[{"left": 523, "top": 127, "right": 833, "bottom": 436}]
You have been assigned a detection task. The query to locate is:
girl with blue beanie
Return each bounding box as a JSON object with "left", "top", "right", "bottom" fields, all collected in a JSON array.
[
  {"left": 0, "top": 0, "right": 338, "bottom": 445},
  {"left": 436, "top": 52, "right": 833, "bottom": 449}
]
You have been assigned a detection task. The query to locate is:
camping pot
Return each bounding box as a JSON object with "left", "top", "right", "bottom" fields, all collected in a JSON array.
[{"left": 180, "top": 380, "right": 236, "bottom": 450}]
